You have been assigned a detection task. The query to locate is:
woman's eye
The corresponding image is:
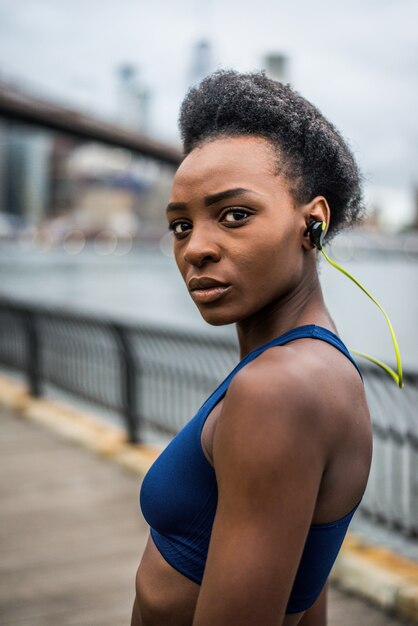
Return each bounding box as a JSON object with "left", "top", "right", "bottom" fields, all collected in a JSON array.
[
  {"left": 168, "top": 221, "right": 190, "bottom": 235},
  {"left": 168, "top": 209, "right": 251, "bottom": 237},
  {"left": 222, "top": 208, "right": 251, "bottom": 223}
]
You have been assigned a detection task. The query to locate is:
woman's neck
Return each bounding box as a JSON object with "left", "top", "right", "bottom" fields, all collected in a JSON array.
[{"left": 235, "top": 279, "right": 336, "bottom": 360}]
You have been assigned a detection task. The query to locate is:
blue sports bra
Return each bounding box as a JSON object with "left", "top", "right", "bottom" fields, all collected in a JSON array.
[{"left": 139, "top": 324, "right": 364, "bottom": 614}]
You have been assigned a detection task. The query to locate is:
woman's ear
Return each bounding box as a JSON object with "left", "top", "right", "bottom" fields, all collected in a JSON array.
[{"left": 300, "top": 196, "right": 331, "bottom": 251}]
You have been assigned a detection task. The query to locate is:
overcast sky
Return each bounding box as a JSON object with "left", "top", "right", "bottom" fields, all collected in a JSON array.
[{"left": 0, "top": 0, "right": 417, "bottom": 228}]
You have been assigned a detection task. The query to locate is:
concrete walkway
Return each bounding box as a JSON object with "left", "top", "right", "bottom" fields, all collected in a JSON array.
[{"left": 0, "top": 406, "right": 414, "bottom": 626}]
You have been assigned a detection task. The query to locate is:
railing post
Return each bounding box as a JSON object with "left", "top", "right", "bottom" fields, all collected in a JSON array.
[
  {"left": 21, "top": 308, "right": 42, "bottom": 397},
  {"left": 406, "top": 430, "right": 418, "bottom": 537},
  {"left": 111, "top": 323, "right": 140, "bottom": 443}
]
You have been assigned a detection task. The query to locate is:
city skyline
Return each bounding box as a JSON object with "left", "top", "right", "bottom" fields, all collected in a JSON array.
[{"left": 0, "top": 0, "right": 417, "bottom": 228}]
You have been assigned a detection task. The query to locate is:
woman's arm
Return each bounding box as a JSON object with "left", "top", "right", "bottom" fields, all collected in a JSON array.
[
  {"left": 130, "top": 596, "right": 143, "bottom": 626},
  {"left": 192, "top": 354, "right": 327, "bottom": 626}
]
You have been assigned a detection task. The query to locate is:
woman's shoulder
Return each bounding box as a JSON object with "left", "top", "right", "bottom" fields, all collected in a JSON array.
[
  {"left": 233, "top": 335, "right": 367, "bottom": 422},
  {"left": 215, "top": 344, "right": 330, "bottom": 466},
  {"left": 219, "top": 337, "right": 369, "bottom": 466},
  {"left": 210, "top": 344, "right": 330, "bottom": 532},
  {"left": 213, "top": 339, "right": 372, "bottom": 522},
  {"left": 228, "top": 339, "right": 339, "bottom": 422},
  {"left": 231, "top": 343, "right": 324, "bottom": 416}
]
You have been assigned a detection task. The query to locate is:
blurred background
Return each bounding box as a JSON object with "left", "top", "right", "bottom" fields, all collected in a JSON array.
[
  {"left": 1, "top": 0, "right": 417, "bottom": 512},
  {"left": 0, "top": 0, "right": 417, "bottom": 321},
  {"left": 0, "top": 1, "right": 417, "bottom": 324},
  {"left": 0, "top": 1, "right": 417, "bottom": 624}
]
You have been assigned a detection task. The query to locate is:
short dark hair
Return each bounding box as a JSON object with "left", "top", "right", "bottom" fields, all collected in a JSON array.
[{"left": 178, "top": 68, "right": 366, "bottom": 243}]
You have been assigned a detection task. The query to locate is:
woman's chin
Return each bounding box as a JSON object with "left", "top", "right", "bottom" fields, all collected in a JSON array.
[{"left": 197, "top": 306, "right": 240, "bottom": 327}]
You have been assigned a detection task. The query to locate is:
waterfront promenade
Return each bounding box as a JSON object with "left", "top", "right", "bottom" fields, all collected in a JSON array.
[{"left": 1, "top": 404, "right": 415, "bottom": 625}]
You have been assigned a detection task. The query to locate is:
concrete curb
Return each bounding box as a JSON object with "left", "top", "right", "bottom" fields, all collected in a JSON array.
[
  {"left": 0, "top": 375, "right": 161, "bottom": 474},
  {"left": 331, "top": 534, "right": 418, "bottom": 622},
  {"left": 1, "top": 373, "right": 417, "bottom": 623}
]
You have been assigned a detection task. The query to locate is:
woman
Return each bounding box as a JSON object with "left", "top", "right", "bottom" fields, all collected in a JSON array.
[{"left": 131, "top": 69, "right": 372, "bottom": 626}]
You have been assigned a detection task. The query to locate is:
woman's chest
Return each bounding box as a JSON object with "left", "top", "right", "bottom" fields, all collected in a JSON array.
[{"left": 139, "top": 398, "right": 224, "bottom": 535}]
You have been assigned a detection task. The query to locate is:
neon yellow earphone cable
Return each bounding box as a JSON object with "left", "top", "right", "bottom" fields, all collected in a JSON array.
[{"left": 319, "top": 223, "right": 404, "bottom": 388}]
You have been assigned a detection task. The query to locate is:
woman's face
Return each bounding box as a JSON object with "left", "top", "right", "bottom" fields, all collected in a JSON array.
[{"left": 166, "top": 135, "right": 312, "bottom": 326}]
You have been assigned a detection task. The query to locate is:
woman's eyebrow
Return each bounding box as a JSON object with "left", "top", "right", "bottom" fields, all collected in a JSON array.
[{"left": 166, "top": 187, "right": 260, "bottom": 215}]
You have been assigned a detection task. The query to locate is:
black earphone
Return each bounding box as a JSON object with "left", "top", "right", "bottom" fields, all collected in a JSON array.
[{"left": 304, "top": 219, "right": 326, "bottom": 251}]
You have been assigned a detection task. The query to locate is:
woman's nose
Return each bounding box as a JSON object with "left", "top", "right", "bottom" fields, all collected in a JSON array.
[{"left": 182, "top": 226, "right": 221, "bottom": 267}]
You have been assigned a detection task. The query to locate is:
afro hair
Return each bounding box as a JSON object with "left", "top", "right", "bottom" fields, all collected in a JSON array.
[{"left": 178, "top": 69, "right": 366, "bottom": 243}]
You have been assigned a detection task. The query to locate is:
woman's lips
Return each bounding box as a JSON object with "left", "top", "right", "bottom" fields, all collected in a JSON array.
[{"left": 190, "top": 285, "right": 231, "bottom": 303}]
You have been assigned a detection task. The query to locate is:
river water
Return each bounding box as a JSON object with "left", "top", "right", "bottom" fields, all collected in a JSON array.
[{"left": 0, "top": 239, "right": 417, "bottom": 373}]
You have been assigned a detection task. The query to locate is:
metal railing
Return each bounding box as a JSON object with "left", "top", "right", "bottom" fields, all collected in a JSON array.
[
  {"left": 0, "top": 298, "right": 238, "bottom": 441},
  {"left": 0, "top": 297, "right": 417, "bottom": 537}
]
